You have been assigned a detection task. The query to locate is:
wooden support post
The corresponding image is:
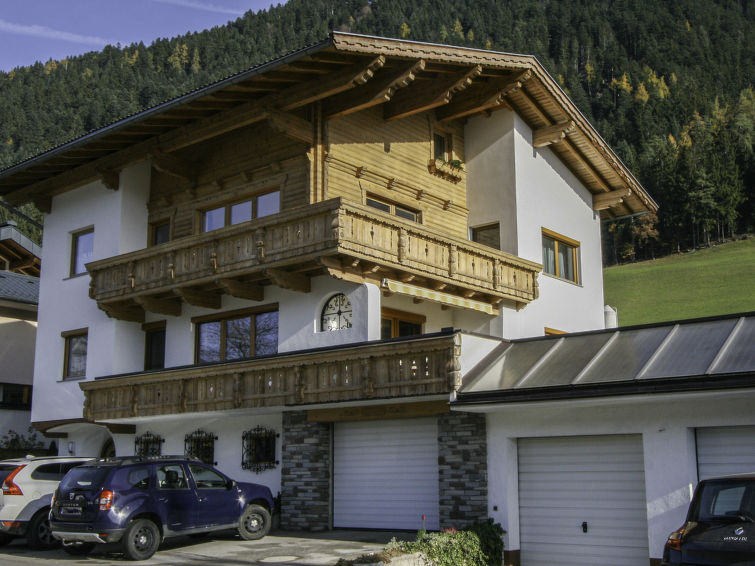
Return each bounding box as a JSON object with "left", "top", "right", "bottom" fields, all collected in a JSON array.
[
  {"left": 173, "top": 287, "right": 221, "bottom": 309},
  {"left": 216, "top": 278, "right": 264, "bottom": 301},
  {"left": 134, "top": 296, "right": 182, "bottom": 317},
  {"left": 533, "top": 120, "right": 576, "bottom": 148},
  {"left": 264, "top": 268, "right": 311, "bottom": 293},
  {"left": 593, "top": 188, "right": 632, "bottom": 211}
]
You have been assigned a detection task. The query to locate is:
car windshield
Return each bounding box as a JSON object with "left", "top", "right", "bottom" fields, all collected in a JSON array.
[
  {"left": 692, "top": 479, "right": 755, "bottom": 522},
  {"left": 59, "top": 466, "right": 111, "bottom": 492}
]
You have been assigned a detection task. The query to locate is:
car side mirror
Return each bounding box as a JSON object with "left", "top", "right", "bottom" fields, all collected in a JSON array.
[{"left": 227, "top": 479, "right": 237, "bottom": 490}]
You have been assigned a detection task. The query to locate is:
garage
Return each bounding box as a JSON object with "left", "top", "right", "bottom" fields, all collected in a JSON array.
[
  {"left": 518, "top": 435, "right": 650, "bottom": 566},
  {"left": 333, "top": 417, "right": 439, "bottom": 530},
  {"left": 696, "top": 425, "right": 755, "bottom": 480}
]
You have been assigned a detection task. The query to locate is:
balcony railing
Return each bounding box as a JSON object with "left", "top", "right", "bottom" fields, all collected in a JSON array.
[
  {"left": 87, "top": 198, "right": 540, "bottom": 319},
  {"left": 81, "top": 332, "right": 461, "bottom": 421}
]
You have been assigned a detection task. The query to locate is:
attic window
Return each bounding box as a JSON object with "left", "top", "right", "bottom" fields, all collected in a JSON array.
[{"left": 433, "top": 132, "right": 451, "bottom": 161}]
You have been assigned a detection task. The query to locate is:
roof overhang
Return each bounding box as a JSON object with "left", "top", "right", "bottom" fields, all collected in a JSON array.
[{"left": 0, "top": 32, "right": 657, "bottom": 219}]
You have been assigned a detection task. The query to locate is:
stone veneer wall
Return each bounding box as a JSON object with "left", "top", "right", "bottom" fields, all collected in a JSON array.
[
  {"left": 280, "top": 411, "right": 331, "bottom": 531},
  {"left": 438, "top": 411, "right": 488, "bottom": 528}
]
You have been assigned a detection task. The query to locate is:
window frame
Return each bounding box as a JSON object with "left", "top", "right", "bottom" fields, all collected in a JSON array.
[
  {"left": 381, "top": 308, "right": 425, "bottom": 340},
  {"left": 433, "top": 131, "right": 453, "bottom": 162},
  {"left": 365, "top": 195, "right": 420, "bottom": 223},
  {"left": 470, "top": 222, "right": 501, "bottom": 250},
  {"left": 241, "top": 426, "right": 278, "bottom": 473},
  {"left": 62, "top": 328, "right": 88, "bottom": 380},
  {"left": 541, "top": 228, "right": 581, "bottom": 285},
  {"left": 149, "top": 219, "right": 171, "bottom": 247},
  {"left": 142, "top": 321, "right": 166, "bottom": 371},
  {"left": 70, "top": 227, "right": 94, "bottom": 277},
  {"left": 192, "top": 305, "right": 279, "bottom": 364},
  {"left": 198, "top": 189, "right": 281, "bottom": 234},
  {"left": 0, "top": 383, "right": 31, "bottom": 410}
]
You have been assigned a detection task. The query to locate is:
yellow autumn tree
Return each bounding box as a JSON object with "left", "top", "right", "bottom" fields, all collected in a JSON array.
[
  {"left": 399, "top": 22, "right": 410, "bottom": 38},
  {"left": 635, "top": 82, "right": 649, "bottom": 103},
  {"left": 610, "top": 73, "right": 633, "bottom": 94}
]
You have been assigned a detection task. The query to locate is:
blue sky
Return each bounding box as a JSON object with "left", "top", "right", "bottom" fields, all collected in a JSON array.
[{"left": 0, "top": 0, "right": 283, "bottom": 72}]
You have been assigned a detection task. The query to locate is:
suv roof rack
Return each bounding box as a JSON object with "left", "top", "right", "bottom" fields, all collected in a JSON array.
[{"left": 91, "top": 455, "right": 203, "bottom": 466}]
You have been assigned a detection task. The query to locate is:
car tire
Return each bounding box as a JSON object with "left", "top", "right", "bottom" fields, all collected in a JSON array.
[
  {"left": 63, "top": 542, "right": 96, "bottom": 556},
  {"left": 237, "top": 504, "right": 271, "bottom": 540},
  {"left": 0, "top": 532, "right": 13, "bottom": 546},
  {"left": 122, "top": 518, "right": 160, "bottom": 561},
  {"left": 27, "top": 508, "right": 60, "bottom": 550}
]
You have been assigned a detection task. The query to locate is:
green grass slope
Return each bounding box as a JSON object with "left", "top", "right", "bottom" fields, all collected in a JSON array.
[{"left": 603, "top": 239, "right": 755, "bottom": 327}]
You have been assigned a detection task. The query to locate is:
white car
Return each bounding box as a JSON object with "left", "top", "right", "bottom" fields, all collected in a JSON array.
[{"left": 0, "top": 455, "right": 93, "bottom": 549}]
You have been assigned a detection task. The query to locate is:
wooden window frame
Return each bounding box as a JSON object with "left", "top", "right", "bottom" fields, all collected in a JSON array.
[
  {"left": 365, "top": 194, "right": 420, "bottom": 223},
  {"left": 70, "top": 227, "right": 94, "bottom": 277},
  {"left": 197, "top": 188, "right": 280, "bottom": 234},
  {"left": 542, "top": 227, "right": 581, "bottom": 284},
  {"left": 62, "top": 328, "right": 88, "bottom": 379},
  {"left": 142, "top": 320, "right": 167, "bottom": 371},
  {"left": 381, "top": 308, "right": 426, "bottom": 339},
  {"left": 433, "top": 131, "right": 453, "bottom": 162},
  {"left": 192, "top": 304, "right": 278, "bottom": 363},
  {"left": 149, "top": 219, "right": 171, "bottom": 247}
]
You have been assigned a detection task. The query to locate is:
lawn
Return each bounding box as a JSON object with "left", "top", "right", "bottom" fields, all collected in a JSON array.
[{"left": 603, "top": 238, "right": 755, "bottom": 327}]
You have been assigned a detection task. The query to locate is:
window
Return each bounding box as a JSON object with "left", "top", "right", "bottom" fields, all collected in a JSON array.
[
  {"left": 143, "top": 321, "right": 166, "bottom": 370},
  {"left": 184, "top": 429, "right": 216, "bottom": 466},
  {"left": 150, "top": 220, "right": 171, "bottom": 246},
  {"left": 366, "top": 196, "right": 419, "bottom": 223},
  {"left": 242, "top": 426, "right": 278, "bottom": 473},
  {"left": 321, "top": 293, "right": 353, "bottom": 331},
  {"left": 381, "top": 308, "right": 425, "bottom": 340},
  {"left": 542, "top": 228, "right": 580, "bottom": 284},
  {"left": 189, "top": 464, "right": 228, "bottom": 489},
  {"left": 0, "top": 383, "right": 31, "bottom": 409},
  {"left": 195, "top": 307, "right": 278, "bottom": 363},
  {"left": 433, "top": 132, "right": 451, "bottom": 161},
  {"left": 70, "top": 228, "right": 94, "bottom": 276},
  {"left": 470, "top": 223, "right": 500, "bottom": 250},
  {"left": 201, "top": 190, "right": 280, "bottom": 233},
  {"left": 134, "top": 432, "right": 164, "bottom": 457},
  {"left": 62, "top": 329, "right": 88, "bottom": 379},
  {"left": 157, "top": 464, "right": 189, "bottom": 489}
]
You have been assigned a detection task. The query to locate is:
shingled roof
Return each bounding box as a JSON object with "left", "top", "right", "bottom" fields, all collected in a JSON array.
[{"left": 0, "top": 270, "right": 39, "bottom": 306}]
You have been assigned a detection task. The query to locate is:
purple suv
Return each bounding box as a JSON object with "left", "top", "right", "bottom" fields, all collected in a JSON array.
[{"left": 49, "top": 456, "right": 274, "bottom": 560}]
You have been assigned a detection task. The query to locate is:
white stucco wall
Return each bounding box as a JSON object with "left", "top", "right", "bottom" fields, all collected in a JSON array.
[
  {"left": 479, "top": 389, "right": 755, "bottom": 560},
  {"left": 0, "top": 316, "right": 36, "bottom": 385},
  {"left": 465, "top": 110, "right": 605, "bottom": 340}
]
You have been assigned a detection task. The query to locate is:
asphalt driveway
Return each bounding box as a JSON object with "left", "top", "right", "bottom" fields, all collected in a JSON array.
[{"left": 0, "top": 530, "right": 411, "bottom": 565}]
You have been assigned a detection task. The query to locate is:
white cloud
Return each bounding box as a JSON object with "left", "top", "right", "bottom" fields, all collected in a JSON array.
[
  {"left": 0, "top": 18, "right": 122, "bottom": 47},
  {"left": 149, "top": 0, "right": 246, "bottom": 15}
]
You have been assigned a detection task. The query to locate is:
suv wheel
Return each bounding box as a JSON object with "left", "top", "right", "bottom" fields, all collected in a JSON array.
[
  {"left": 237, "top": 504, "right": 271, "bottom": 540},
  {"left": 123, "top": 519, "right": 160, "bottom": 561},
  {"left": 27, "top": 509, "right": 59, "bottom": 550}
]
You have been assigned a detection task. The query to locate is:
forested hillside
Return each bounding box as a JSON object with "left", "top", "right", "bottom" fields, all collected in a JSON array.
[{"left": 0, "top": 0, "right": 753, "bottom": 263}]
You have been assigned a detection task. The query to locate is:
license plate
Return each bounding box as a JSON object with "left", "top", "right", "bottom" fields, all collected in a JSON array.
[{"left": 59, "top": 507, "right": 82, "bottom": 516}]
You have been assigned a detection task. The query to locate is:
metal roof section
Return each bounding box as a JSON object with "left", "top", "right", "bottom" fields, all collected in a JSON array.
[
  {"left": 0, "top": 270, "right": 40, "bottom": 305},
  {"left": 455, "top": 312, "right": 755, "bottom": 405}
]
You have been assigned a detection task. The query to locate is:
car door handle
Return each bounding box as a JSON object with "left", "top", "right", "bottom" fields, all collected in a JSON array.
[
  {"left": 581, "top": 521, "right": 588, "bottom": 533},
  {"left": 198, "top": 496, "right": 207, "bottom": 502}
]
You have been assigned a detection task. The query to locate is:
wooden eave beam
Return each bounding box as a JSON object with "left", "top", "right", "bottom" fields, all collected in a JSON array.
[
  {"left": 436, "top": 69, "right": 533, "bottom": 122},
  {"left": 561, "top": 138, "right": 614, "bottom": 194},
  {"left": 173, "top": 287, "right": 221, "bottom": 309},
  {"left": 593, "top": 188, "right": 632, "bottom": 211},
  {"left": 324, "top": 59, "right": 426, "bottom": 119},
  {"left": 383, "top": 64, "right": 482, "bottom": 121},
  {"left": 149, "top": 151, "right": 198, "bottom": 183},
  {"left": 264, "top": 268, "right": 310, "bottom": 293},
  {"left": 99, "top": 302, "right": 145, "bottom": 323},
  {"left": 216, "top": 278, "right": 264, "bottom": 301},
  {"left": 533, "top": 120, "right": 576, "bottom": 148},
  {"left": 97, "top": 168, "right": 120, "bottom": 191},
  {"left": 3, "top": 57, "right": 386, "bottom": 205},
  {"left": 265, "top": 111, "right": 314, "bottom": 145},
  {"left": 134, "top": 296, "right": 182, "bottom": 317}
]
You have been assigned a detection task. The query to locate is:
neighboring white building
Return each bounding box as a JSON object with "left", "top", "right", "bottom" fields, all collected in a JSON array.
[
  {"left": 0, "top": 222, "right": 40, "bottom": 442},
  {"left": 1, "top": 33, "right": 713, "bottom": 566}
]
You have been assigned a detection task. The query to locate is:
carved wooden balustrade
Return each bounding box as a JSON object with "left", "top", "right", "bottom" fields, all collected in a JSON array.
[
  {"left": 87, "top": 198, "right": 540, "bottom": 319},
  {"left": 81, "top": 332, "right": 462, "bottom": 421}
]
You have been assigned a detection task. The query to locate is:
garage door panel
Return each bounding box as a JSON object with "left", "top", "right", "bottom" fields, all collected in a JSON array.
[
  {"left": 334, "top": 418, "right": 439, "bottom": 530},
  {"left": 697, "top": 426, "right": 755, "bottom": 480},
  {"left": 518, "top": 435, "right": 649, "bottom": 566}
]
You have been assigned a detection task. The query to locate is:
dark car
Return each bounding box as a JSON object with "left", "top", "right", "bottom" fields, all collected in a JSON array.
[
  {"left": 49, "top": 456, "right": 274, "bottom": 560},
  {"left": 663, "top": 473, "right": 755, "bottom": 565}
]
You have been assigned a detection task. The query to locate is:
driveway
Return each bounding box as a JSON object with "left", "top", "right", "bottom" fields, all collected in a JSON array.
[{"left": 0, "top": 530, "right": 411, "bottom": 565}]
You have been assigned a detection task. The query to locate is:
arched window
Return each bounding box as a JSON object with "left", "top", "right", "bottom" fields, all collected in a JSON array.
[{"left": 320, "top": 293, "right": 353, "bottom": 331}]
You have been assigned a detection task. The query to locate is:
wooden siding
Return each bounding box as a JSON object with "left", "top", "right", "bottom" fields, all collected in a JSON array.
[
  {"left": 81, "top": 333, "right": 461, "bottom": 421},
  {"left": 326, "top": 107, "right": 468, "bottom": 238}
]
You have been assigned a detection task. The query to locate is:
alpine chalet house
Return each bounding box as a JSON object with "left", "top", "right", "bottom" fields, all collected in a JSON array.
[{"left": 0, "top": 33, "right": 656, "bottom": 547}]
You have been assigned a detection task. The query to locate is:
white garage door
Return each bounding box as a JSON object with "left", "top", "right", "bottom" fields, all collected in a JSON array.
[
  {"left": 697, "top": 426, "right": 755, "bottom": 480},
  {"left": 518, "top": 435, "right": 649, "bottom": 566},
  {"left": 334, "top": 418, "right": 439, "bottom": 530}
]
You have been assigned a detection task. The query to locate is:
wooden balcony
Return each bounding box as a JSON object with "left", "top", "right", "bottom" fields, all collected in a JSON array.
[
  {"left": 87, "top": 198, "right": 540, "bottom": 321},
  {"left": 80, "top": 332, "right": 461, "bottom": 421}
]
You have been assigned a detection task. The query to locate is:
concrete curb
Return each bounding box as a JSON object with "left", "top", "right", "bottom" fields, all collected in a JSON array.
[{"left": 360, "top": 552, "right": 433, "bottom": 566}]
